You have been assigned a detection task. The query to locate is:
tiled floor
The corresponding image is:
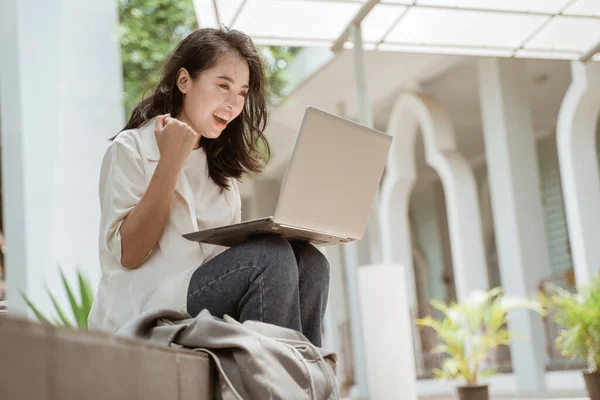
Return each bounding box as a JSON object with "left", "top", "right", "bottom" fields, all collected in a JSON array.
[
  {"left": 343, "top": 397, "right": 588, "bottom": 400},
  {"left": 419, "top": 396, "right": 588, "bottom": 400},
  {"left": 344, "top": 396, "right": 589, "bottom": 400}
]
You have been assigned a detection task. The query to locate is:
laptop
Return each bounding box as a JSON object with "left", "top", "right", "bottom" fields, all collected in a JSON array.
[{"left": 183, "top": 106, "right": 392, "bottom": 247}]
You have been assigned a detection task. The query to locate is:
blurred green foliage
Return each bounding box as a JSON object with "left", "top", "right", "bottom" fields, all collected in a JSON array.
[{"left": 118, "top": 0, "right": 299, "bottom": 117}]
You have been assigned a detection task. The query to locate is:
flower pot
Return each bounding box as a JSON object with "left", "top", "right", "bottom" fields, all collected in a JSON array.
[
  {"left": 584, "top": 371, "right": 600, "bottom": 400},
  {"left": 457, "top": 384, "right": 489, "bottom": 400}
]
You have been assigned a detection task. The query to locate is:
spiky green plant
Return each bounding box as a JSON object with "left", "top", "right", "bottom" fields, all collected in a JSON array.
[
  {"left": 416, "top": 287, "right": 544, "bottom": 386},
  {"left": 541, "top": 274, "right": 600, "bottom": 372},
  {"left": 21, "top": 268, "right": 94, "bottom": 330}
]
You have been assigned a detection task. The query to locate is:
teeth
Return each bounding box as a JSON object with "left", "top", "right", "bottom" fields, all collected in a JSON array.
[{"left": 213, "top": 112, "right": 230, "bottom": 122}]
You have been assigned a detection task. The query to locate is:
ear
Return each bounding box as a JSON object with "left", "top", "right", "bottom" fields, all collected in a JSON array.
[{"left": 176, "top": 68, "right": 191, "bottom": 94}]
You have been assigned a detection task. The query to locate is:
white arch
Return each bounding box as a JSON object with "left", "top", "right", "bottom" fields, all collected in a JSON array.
[
  {"left": 557, "top": 61, "right": 600, "bottom": 285},
  {"left": 380, "top": 92, "right": 489, "bottom": 303}
]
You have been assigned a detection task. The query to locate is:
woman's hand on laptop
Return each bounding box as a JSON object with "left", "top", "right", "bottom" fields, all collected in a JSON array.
[{"left": 154, "top": 114, "right": 199, "bottom": 169}]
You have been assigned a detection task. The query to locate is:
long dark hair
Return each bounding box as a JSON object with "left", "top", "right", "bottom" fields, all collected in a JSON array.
[{"left": 120, "top": 28, "right": 270, "bottom": 189}]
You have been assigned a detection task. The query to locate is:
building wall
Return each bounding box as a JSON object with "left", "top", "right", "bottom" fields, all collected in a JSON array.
[
  {"left": 409, "top": 184, "right": 447, "bottom": 305},
  {"left": 409, "top": 125, "right": 600, "bottom": 302},
  {"left": 537, "top": 135, "right": 573, "bottom": 278}
]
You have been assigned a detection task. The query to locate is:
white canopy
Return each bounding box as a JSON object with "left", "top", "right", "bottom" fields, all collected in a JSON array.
[{"left": 193, "top": 0, "right": 600, "bottom": 61}]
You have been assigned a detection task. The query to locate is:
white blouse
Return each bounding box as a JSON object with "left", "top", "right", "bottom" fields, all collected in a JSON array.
[{"left": 88, "top": 117, "right": 241, "bottom": 333}]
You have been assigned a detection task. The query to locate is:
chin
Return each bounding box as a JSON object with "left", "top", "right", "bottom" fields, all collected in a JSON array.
[{"left": 203, "top": 131, "right": 223, "bottom": 140}]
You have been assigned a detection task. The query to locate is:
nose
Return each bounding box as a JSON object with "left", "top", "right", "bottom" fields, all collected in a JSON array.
[{"left": 226, "top": 92, "right": 244, "bottom": 112}]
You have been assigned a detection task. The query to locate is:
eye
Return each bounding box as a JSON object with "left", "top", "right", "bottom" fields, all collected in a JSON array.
[
  {"left": 239, "top": 92, "right": 248, "bottom": 98},
  {"left": 219, "top": 84, "right": 230, "bottom": 90}
]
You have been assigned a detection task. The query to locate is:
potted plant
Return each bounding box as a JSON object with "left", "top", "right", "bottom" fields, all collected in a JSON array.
[
  {"left": 541, "top": 274, "right": 600, "bottom": 400},
  {"left": 416, "top": 287, "right": 544, "bottom": 400}
]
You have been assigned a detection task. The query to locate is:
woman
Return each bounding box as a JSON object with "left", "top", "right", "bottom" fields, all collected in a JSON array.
[{"left": 88, "top": 28, "right": 330, "bottom": 347}]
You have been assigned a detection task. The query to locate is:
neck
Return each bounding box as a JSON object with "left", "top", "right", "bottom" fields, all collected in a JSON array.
[{"left": 193, "top": 137, "right": 202, "bottom": 150}]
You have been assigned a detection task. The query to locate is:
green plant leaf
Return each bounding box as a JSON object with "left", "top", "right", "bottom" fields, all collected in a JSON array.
[
  {"left": 416, "top": 316, "right": 443, "bottom": 333},
  {"left": 77, "top": 270, "right": 94, "bottom": 329},
  {"left": 60, "top": 268, "right": 85, "bottom": 328},
  {"left": 480, "top": 368, "right": 498, "bottom": 379},
  {"left": 47, "top": 287, "right": 74, "bottom": 328},
  {"left": 19, "top": 268, "right": 95, "bottom": 330},
  {"left": 558, "top": 325, "right": 585, "bottom": 358},
  {"left": 416, "top": 286, "right": 549, "bottom": 384},
  {"left": 431, "top": 344, "right": 450, "bottom": 355},
  {"left": 544, "top": 274, "right": 600, "bottom": 371},
  {"left": 432, "top": 368, "right": 449, "bottom": 380},
  {"left": 501, "top": 296, "right": 545, "bottom": 315},
  {"left": 21, "top": 291, "right": 51, "bottom": 325},
  {"left": 441, "top": 358, "right": 461, "bottom": 379}
]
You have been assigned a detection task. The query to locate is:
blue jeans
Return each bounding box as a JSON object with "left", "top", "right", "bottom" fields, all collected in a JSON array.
[{"left": 186, "top": 234, "right": 330, "bottom": 347}]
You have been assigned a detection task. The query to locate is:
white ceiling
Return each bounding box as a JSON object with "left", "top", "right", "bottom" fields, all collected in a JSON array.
[
  {"left": 194, "top": 0, "right": 600, "bottom": 60},
  {"left": 262, "top": 51, "right": 572, "bottom": 179},
  {"left": 262, "top": 50, "right": 463, "bottom": 176},
  {"left": 193, "top": 1, "right": 588, "bottom": 180},
  {"left": 419, "top": 58, "right": 571, "bottom": 165}
]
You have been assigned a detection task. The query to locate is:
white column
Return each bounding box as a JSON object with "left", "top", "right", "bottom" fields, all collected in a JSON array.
[
  {"left": 1, "top": 0, "right": 62, "bottom": 316},
  {"left": 350, "top": 23, "right": 383, "bottom": 266},
  {"left": 1, "top": 0, "right": 124, "bottom": 316},
  {"left": 557, "top": 61, "right": 600, "bottom": 285},
  {"left": 358, "top": 264, "right": 417, "bottom": 400},
  {"left": 380, "top": 180, "right": 416, "bottom": 298},
  {"left": 477, "top": 58, "right": 550, "bottom": 392},
  {"left": 433, "top": 147, "right": 489, "bottom": 299},
  {"left": 321, "top": 245, "right": 350, "bottom": 390},
  {"left": 340, "top": 23, "right": 370, "bottom": 399},
  {"left": 379, "top": 178, "right": 424, "bottom": 376},
  {"left": 50, "top": 0, "right": 125, "bottom": 292}
]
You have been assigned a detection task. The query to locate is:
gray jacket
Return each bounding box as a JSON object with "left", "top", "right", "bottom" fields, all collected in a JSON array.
[{"left": 116, "top": 309, "right": 339, "bottom": 400}]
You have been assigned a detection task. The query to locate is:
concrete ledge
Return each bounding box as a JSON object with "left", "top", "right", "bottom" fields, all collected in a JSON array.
[{"left": 0, "top": 316, "right": 215, "bottom": 399}]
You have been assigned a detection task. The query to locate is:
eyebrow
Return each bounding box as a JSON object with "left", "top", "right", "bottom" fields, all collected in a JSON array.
[{"left": 216, "top": 75, "right": 249, "bottom": 89}]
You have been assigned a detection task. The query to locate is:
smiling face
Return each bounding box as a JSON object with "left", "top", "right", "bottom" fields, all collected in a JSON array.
[{"left": 175, "top": 53, "right": 250, "bottom": 143}]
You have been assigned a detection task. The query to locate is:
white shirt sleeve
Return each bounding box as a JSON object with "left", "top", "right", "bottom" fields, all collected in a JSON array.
[
  {"left": 231, "top": 178, "right": 242, "bottom": 224},
  {"left": 98, "top": 138, "right": 147, "bottom": 267}
]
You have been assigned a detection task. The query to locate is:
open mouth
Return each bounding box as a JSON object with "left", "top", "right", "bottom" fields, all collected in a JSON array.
[{"left": 213, "top": 112, "right": 231, "bottom": 125}]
